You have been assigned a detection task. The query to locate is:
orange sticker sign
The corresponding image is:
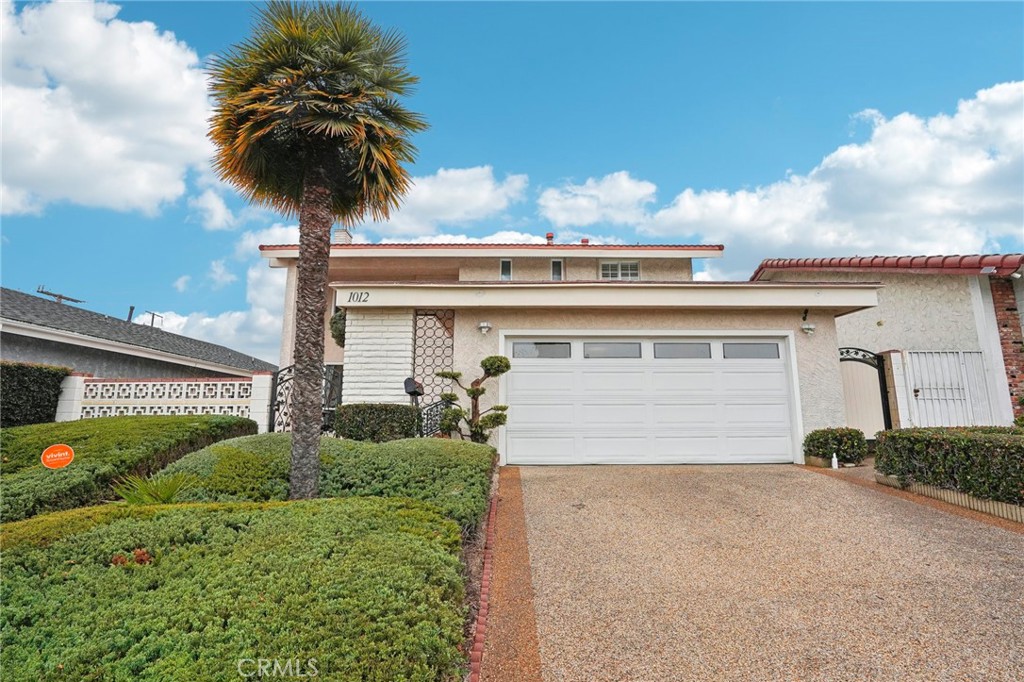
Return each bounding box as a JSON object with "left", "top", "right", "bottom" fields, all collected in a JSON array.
[{"left": 41, "top": 444, "right": 75, "bottom": 469}]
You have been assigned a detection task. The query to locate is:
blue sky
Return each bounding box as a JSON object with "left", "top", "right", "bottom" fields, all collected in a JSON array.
[{"left": 2, "top": 1, "right": 1022, "bottom": 362}]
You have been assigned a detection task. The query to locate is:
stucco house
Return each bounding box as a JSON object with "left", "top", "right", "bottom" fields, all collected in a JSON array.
[
  {"left": 261, "top": 230, "right": 882, "bottom": 465},
  {"left": 751, "top": 255, "right": 1024, "bottom": 435},
  {"left": 0, "top": 287, "right": 276, "bottom": 378}
]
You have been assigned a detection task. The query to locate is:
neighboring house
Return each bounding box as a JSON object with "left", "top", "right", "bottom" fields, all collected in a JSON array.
[
  {"left": 262, "top": 230, "right": 881, "bottom": 465},
  {"left": 751, "top": 255, "right": 1024, "bottom": 433},
  {"left": 0, "top": 287, "right": 276, "bottom": 378}
]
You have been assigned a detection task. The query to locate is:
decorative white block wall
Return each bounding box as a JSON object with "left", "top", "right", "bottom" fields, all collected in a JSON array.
[
  {"left": 80, "top": 378, "right": 253, "bottom": 419},
  {"left": 343, "top": 308, "right": 415, "bottom": 404}
]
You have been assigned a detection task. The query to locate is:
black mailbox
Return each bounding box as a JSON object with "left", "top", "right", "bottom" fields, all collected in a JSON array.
[{"left": 404, "top": 377, "right": 424, "bottom": 397}]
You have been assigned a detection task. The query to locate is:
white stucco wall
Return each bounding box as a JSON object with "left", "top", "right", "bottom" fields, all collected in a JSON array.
[
  {"left": 458, "top": 257, "right": 693, "bottom": 282},
  {"left": 451, "top": 307, "right": 846, "bottom": 445},
  {"left": 770, "top": 272, "right": 981, "bottom": 352}
]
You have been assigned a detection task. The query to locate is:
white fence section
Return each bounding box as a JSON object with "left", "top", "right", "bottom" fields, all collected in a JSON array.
[
  {"left": 903, "top": 351, "right": 995, "bottom": 427},
  {"left": 56, "top": 375, "right": 274, "bottom": 433}
]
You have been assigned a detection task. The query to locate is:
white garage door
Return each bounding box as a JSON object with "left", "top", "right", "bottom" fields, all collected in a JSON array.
[{"left": 504, "top": 337, "right": 797, "bottom": 464}]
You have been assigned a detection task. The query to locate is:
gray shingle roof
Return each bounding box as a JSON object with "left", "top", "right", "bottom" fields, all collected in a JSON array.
[{"left": 1, "top": 288, "right": 277, "bottom": 374}]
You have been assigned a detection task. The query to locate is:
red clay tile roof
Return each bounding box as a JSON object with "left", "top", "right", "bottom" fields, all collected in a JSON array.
[
  {"left": 750, "top": 254, "right": 1024, "bottom": 281},
  {"left": 259, "top": 243, "right": 724, "bottom": 252}
]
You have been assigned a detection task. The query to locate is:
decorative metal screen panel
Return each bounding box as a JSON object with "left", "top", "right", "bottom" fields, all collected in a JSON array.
[
  {"left": 414, "top": 309, "right": 455, "bottom": 403},
  {"left": 270, "top": 364, "right": 343, "bottom": 433},
  {"left": 81, "top": 378, "right": 252, "bottom": 419}
]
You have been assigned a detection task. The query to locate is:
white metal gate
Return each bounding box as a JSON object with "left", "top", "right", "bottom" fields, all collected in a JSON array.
[{"left": 904, "top": 351, "right": 994, "bottom": 426}]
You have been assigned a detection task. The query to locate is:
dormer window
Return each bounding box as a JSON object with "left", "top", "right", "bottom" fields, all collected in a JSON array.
[
  {"left": 499, "top": 259, "right": 512, "bottom": 281},
  {"left": 600, "top": 261, "right": 640, "bottom": 281}
]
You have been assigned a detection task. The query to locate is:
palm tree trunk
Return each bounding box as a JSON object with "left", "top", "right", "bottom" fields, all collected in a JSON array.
[{"left": 289, "top": 171, "right": 333, "bottom": 499}]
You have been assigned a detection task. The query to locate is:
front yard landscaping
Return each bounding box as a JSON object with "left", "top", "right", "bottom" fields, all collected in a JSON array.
[
  {"left": 1, "top": 498, "right": 466, "bottom": 681},
  {"left": 1, "top": 420, "right": 497, "bottom": 681},
  {"left": 0, "top": 415, "right": 257, "bottom": 523},
  {"left": 162, "top": 434, "right": 495, "bottom": 533}
]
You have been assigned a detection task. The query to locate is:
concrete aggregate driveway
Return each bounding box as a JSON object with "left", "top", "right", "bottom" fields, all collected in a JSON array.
[{"left": 489, "top": 465, "right": 1024, "bottom": 682}]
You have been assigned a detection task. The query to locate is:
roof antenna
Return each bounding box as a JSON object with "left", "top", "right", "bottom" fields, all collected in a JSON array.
[
  {"left": 36, "top": 285, "right": 85, "bottom": 305},
  {"left": 143, "top": 311, "right": 164, "bottom": 328}
]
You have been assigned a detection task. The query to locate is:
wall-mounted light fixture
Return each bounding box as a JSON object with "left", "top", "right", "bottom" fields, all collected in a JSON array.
[
  {"left": 801, "top": 322, "right": 816, "bottom": 335},
  {"left": 478, "top": 321, "right": 493, "bottom": 335}
]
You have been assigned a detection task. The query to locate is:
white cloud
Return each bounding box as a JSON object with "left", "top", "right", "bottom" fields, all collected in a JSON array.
[
  {"left": 379, "top": 230, "right": 546, "bottom": 244},
  {"left": 0, "top": 1, "right": 210, "bottom": 215},
  {"left": 643, "top": 81, "right": 1024, "bottom": 265},
  {"left": 172, "top": 275, "right": 191, "bottom": 293},
  {"left": 208, "top": 260, "right": 237, "bottom": 289},
  {"left": 234, "top": 224, "right": 301, "bottom": 259},
  {"left": 368, "top": 166, "right": 528, "bottom": 236},
  {"left": 155, "top": 265, "right": 286, "bottom": 364},
  {"left": 538, "top": 171, "right": 657, "bottom": 228},
  {"left": 188, "top": 190, "right": 236, "bottom": 231}
]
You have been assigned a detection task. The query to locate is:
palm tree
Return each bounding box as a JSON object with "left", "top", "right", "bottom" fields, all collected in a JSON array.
[{"left": 208, "top": 1, "right": 426, "bottom": 498}]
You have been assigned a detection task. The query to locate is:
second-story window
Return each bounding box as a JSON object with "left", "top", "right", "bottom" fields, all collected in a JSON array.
[
  {"left": 499, "top": 259, "right": 512, "bottom": 281},
  {"left": 600, "top": 261, "right": 640, "bottom": 281},
  {"left": 551, "top": 259, "right": 564, "bottom": 281}
]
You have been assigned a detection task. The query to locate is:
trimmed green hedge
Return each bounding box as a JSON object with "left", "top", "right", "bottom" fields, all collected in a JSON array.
[
  {"left": 803, "top": 427, "right": 868, "bottom": 464},
  {"left": 0, "top": 415, "right": 257, "bottom": 523},
  {"left": 875, "top": 427, "right": 1024, "bottom": 505},
  {"left": 336, "top": 402, "right": 420, "bottom": 442},
  {"left": 0, "top": 362, "right": 72, "bottom": 427},
  {"left": 0, "top": 498, "right": 465, "bottom": 681},
  {"left": 162, "top": 434, "right": 495, "bottom": 532}
]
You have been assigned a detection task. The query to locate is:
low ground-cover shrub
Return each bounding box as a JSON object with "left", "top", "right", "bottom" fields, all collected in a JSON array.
[
  {"left": 163, "top": 434, "right": 495, "bottom": 532},
  {"left": 336, "top": 403, "right": 420, "bottom": 442},
  {"left": 875, "top": 427, "right": 1024, "bottom": 505},
  {"left": 0, "top": 498, "right": 465, "bottom": 681},
  {"left": 0, "top": 415, "right": 256, "bottom": 523},
  {"left": 0, "top": 362, "right": 72, "bottom": 427},
  {"left": 803, "top": 427, "right": 868, "bottom": 464}
]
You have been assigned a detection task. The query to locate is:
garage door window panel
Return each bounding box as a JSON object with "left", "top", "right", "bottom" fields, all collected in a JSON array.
[
  {"left": 513, "top": 342, "right": 571, "bottom": 359},
  {"left": 584, "top": 342, "right": 642, "bottom": 359},
  {"left": 654, "top": 342, "right": 712, "bottom": 359},
  {"left": 723, "top": 342, "right": 780, "bottom": 359}
]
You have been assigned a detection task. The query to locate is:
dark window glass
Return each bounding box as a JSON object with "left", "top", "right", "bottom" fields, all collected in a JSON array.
[
  {"left": 723, "top": 342, "right": 780, "bottom": 359},
  {"left": 500, "top": 259, "right": 512, "bottom": 281},
  {"left": 513, "top": 342, "right": 571, "bottom": 359},
  {"left": 654, "top": 342, "right": 712, "bottom": 359},
  {"left": 551, "top": 260, "right": 563, "bottom": 281},
  {"left": 584, "top": 342, "right": 642, "bottom": 359}
]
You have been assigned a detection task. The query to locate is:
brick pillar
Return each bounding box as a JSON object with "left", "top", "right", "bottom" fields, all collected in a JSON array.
[{"left": 990, "top": 278, "right": 1023, "bottom": 418}]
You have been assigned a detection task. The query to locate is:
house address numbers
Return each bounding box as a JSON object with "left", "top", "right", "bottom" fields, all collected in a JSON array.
[{"left": 346, "top": 291, "right": 370, "bottom": 303}]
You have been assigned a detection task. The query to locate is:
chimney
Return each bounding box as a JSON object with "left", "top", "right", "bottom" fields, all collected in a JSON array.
[
  {"left": 332, "top": 227, "right": 353, "bottom": 245},
  {"left": 126, "top": 305, "right": 135, "bottom": 323},
  {"left": 546, "top": 232, "right": 554, "bottom": 245},
  {"left": 581, "top": 238, "right": 590, "bottom": 246}
]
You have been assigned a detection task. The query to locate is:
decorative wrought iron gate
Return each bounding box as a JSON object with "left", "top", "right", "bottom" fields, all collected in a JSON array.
[
  {"left": 413, "top": 309, "right": 455, "bottom": 404},
  {"left": 269, "top": 364, "right": 343, "bottom": 433},
  {"left": 839, "top": 347, "right": 892, "bottom": 432}
]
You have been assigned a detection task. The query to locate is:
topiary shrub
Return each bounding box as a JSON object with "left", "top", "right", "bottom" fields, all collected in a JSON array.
[
  {"left": 803, "top": 427, "right": 868, "bottom": 464},
  {"left": 438, "top": 355, "right": 511, "bottom": 444},
  {"left": 875, "top": 427, "right": 1024, "bottom": 505},
  {"left": 0, "top": 361, "right": 72, "bottom": 427},
  {"left": 335, "top": 403, "right": 420, "bottom": 442}
]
